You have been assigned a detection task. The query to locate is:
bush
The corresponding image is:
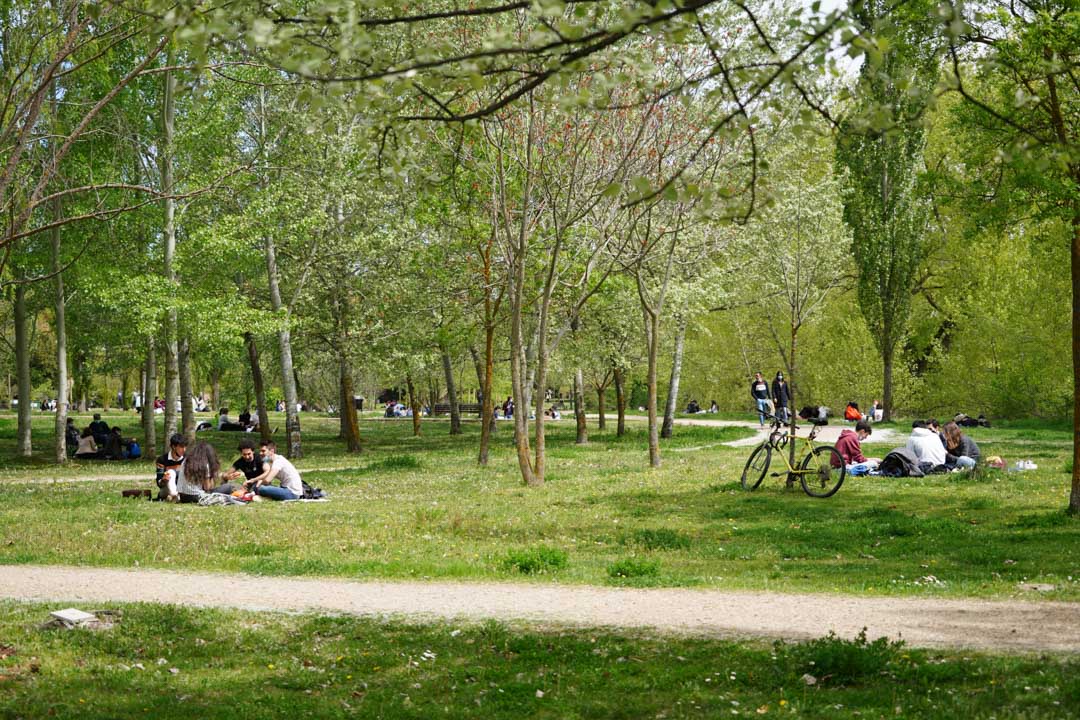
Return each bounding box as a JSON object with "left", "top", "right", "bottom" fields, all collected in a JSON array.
[
  {"left": 501, "top": 546, "right": 568, "bottom": 575},
  {"left": 626, "top": 528, "right": 691, "bottom": 551},
  {"left": 364, "top": 454, "right": 421, "bottom": 472},
  {"left": 775, "top": 629, "right": 905, "bottom": 686},
  {"left": 607, "top": 558, "right": 660, "bottom": 579}
]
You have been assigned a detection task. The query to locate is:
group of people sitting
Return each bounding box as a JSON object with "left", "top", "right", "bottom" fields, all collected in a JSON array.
[
  {"left": 684, "top": 399, "right": 719, "bottom": 414},
  {"left": 833, "top": 417, "right": 981, "bottom": 476},
  {"left": 198, "top": 407, "right": 260, "bottom": 432},
  {"left": 155, "top": 435, "right": 310, "bottom": 505},
  {"left": 843, "top": 400, "right": 884, "bottom": 423},
  {"left": 68, "top": 414, "right": 141, "bottom": 460}
]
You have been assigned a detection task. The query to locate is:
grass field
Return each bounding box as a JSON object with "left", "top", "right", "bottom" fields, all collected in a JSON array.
[
  {"left": 0, "top": 600, "right": 1076, "bottom": 719},
  {"left": 0, "top": 411, "right": 1076, "bottom": 600}
]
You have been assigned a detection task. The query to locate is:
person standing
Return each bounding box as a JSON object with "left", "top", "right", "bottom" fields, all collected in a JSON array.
[
  {"left": 749, "top": 372, "right": 770, "bottom": 426},
  {"left": 771, "top": 371, "right": 791, "bottom": 423}
]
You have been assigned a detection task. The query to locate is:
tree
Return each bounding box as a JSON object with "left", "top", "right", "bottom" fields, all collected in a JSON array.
[
  {"left": 939, "top": 0, "right": 1079, "bottom": 512},
  {"left": 835, "top": 0, "right": 940, "bottom": 422}
]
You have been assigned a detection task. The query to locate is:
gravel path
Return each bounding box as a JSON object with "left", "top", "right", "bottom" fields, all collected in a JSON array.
[{"left": 2, "top": 565, "right": 1076, "bottom": 652}]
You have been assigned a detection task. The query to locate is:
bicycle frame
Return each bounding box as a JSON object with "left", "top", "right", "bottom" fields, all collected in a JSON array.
[{"left": 763, "top": 415, "right": 824, "bottom": 479}]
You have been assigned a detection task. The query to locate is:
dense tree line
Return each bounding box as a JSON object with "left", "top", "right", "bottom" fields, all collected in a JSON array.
[{"left": 0, "top": 1, "right": 1075, "bottom": 510}]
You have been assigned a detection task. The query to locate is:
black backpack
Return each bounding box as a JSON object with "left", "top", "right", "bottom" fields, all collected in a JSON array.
[{"left": 301, "top": 480, "right": 326, "bottom": 500}]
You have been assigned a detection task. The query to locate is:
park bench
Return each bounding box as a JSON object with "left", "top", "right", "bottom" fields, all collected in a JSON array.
[{"left": 433, "top": 403, "right": 482, "bottom": 416}]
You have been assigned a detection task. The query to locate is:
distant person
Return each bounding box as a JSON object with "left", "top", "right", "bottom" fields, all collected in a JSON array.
[
  {"left": 708, "top": 400, "right": 719, "bottom": 414},
  {"left": 834, "top": 420, "right": 880, "bottom": 469},
  {"left": 74, "top": 428, "right": 103, "bottom": 460},
  {"left": 503, "top": 397, "right": 514, "bottom": 419},
  {"left": 217, "top": 408, "right": 245, "bottom": 431},
  {"left": 247, "top": 441, "right": 303, "bottom": 501},
  {"left": 771, "top": 372, "right": 791, "bottom": 423},
  {"left": 64, "top": 418, "right": 80, "bottom": 456},
  {"left": 238, "top": 408, "right": 253, "bottom": 427},
  {"left": 906, "top": 420, "right": 947, "bottom": 470},
  {"left": 871, "top": 400, "right": 883, "bottom": 422},
  {"left": 942, "top": 422, "right": 980, "bottom": 470},
  {"left": 750, "top": 372, "right": 770, "bottom": 426},
  {"left": 844, "top": 401, "right": 862, "bottom": 422},
  {"left": 103, "top": 426, "right": 127, "bottom": 460},
  {"left": 686, "top": 399, "right": 701, "bottom": 414},
  {"left": 88, "top": 413, "right": 110, "bottom": 445}
]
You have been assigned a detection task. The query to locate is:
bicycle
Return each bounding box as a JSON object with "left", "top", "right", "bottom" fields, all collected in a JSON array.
[{"left": 740, "top": 412, "right": 846, "bottom": 498}]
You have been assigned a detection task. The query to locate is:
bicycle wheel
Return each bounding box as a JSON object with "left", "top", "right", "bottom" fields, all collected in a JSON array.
[
  {"left": 799, "top": 446, "right": 846, "bottom": 498},
  {"left": 741, "top": 443, "right": 772, "bottom": 490}
]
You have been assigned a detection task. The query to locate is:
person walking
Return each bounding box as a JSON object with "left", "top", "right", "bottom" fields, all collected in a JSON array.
[
  {"left": 771, "top": 371, "right": 791, "bottom": 423},
  {"left": 749, "top": 372, "right": 770, "bottom": 426}
]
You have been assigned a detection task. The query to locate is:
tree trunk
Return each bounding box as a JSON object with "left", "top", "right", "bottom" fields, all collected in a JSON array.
[
  {"left": 142, "top": 340, "right": 157, "bottom": 459},
  {"left": 644, "top": 311, "right": 661, "bottom": 467},
  {"left": 661, "top": 316, "right": 687, "bottom": 439},
  {"left": 120, "top": 373, "right": 129, "bottom": 411},
  {"left": 259, "top": 87, "right": 301, "bottom": 458},
  {"left": 339, "top": 356, "right": 361, "bottom": 453},
  {"left": 787, "top": 326, "right": 799, "bottom": 488},
  {"left": 178, "top": 335, "right": 195, "bottom": 440},
  {"left": 407, "top": 374, "right": 421, "bottom": 437},
  {"left": 573, "top": 367, "right": 587, "bottom": 444},
  {"left": 52, "top": 216, "right": 68, "bottom": 464},
  {"left": 479, "top": 323, "right": 496, "bottom": 464},
  {"left": 597, "top": 386, "right": 606, "bottom": 430},
  {"left": 1069, "top": 200, "right": 1079, "bottom": 514},
  {"left": 244, "top": 332, "right": 271, "bottom": 443},
  {"left": 14, "top": 283, "right": 31, "bottom": 457},
  {"left": 882, "top": 342, "right": 895, "bottom": 424},
  {"left": 614, "top": 366, "right": 627, "bottom": 437},
  {"left": 160, "top": 52, "right": 179, "bottom": 439},
  {"left": 441, "top": 348, "right": 462, "bottom": 435},
  {"left": 210, "top": 368, "right": 220, "bottom": 413}
]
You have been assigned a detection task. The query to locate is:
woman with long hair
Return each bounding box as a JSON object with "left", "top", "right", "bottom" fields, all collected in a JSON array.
[
  {"left": 171, "top": 441, "right": 238, "bottom": 503},
  {"left": 942, "top": 422, "right": 980, "bottom": 470}
]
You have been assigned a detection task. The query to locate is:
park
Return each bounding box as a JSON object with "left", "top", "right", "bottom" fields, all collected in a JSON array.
[{"left": 0, "top": 0, "right": 1078, "bottom": 718}]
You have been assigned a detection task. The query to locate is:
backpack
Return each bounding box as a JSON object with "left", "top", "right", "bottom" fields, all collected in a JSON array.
[
  {"left": 301, "top": 480, "right": 326, "bottom": 500},
  {"left": 127, "top": 441, "right": 142, "bottom": 459}
]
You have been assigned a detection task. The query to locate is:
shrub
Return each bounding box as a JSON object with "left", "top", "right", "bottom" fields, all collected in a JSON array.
[
  {"left": 501, "top": 546, "right": 568, "bottom": 575},
  {"left": 627, "top": 528, "right": 691, "bottom": 551},
  {"left": 607, "top": 558, "right": 660, "bottom": 579},
  {"left": 775, "top": 629, "right": 905, "bottom": 686}
]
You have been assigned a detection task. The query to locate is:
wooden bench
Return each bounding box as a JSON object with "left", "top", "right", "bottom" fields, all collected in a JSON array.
[{"left": 432, "top": 403, "right": 482, "bottom": 416}]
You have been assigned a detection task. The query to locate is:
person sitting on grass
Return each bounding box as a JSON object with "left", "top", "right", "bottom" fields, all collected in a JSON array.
[
  {"left": 103, "top": 426, "right": 128, "bottom": 460},
  {"left": 843, "top": 401, "right": 862, "bottom": 422},
  {"left": 834, "top": 420, "right": 881, "bottom": 469},
  {"left": 64, "top": 418, "right": 80, "bottom": 456},
  {"left": 75, "top": 427, "right": 103, "bottom": 459},
  {"left": 906, "top": 420, "right": 948, "bottom": 471},
  {"left": 222, "top": 438, "right": 264, "bottom": 486},
  {"left": 942, "top": 421, "right": 980, "bottom": 470},
  {"left": 155, "top": 433, "right": 187, "bottom": 500},
  {"left": 165, "top": 440, "right": 240, "bottom": 503},
  {"left": 89, "top": 413, "right": 110, "bottom": 445},
  {"left": 217, "top": 407, "right": 246, "bottom": 431},
  {"left": 245, "top": 440, "right": 304, "bottom": 501}
]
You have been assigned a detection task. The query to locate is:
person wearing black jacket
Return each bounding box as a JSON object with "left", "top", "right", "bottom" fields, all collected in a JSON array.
[
  {"left": 771, "top": 372, "right": 791, "bottom": 423},
  {"left": 749, "top": 372, "right": 771, "bottom": 426}
]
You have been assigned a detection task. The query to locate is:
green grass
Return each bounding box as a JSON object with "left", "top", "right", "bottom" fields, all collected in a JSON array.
[
  {"left": 0, "top": 412, "right": 1077, "bottom": 599},
  {"left": 0, "top": 600, "right": 1075, "bottom": 719}
]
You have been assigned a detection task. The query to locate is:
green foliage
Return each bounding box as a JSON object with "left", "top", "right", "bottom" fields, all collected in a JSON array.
[
  {"left": 607, "top": 557, "right": 660, "bottom": 579},
  {"left": 774, "top": 629, "right": 906, "bottom": 686},
  {"left": 625, "top": 528, "right": 691, "bottom": 551},
  {"left": 502, "top": 546, "right": 568, "bottom": 575}
]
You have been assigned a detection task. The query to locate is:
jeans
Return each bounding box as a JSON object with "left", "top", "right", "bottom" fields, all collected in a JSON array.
[
  {"left": 955, "top": 456, "right": 976, "bottom": 470},
  {"left": 257, "top": 485, "right": 299, "bottom": 501},
  {"left": 755, "top": 398, "right": 770, "bottom": 425}
]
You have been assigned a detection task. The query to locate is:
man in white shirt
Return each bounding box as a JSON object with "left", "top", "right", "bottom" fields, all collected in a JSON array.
[
  {"left": 906, "top": 420, "right": 947, "bottom": 467},
  {"left": 248, "top": 440, "right": 304, "bottom": 501}
]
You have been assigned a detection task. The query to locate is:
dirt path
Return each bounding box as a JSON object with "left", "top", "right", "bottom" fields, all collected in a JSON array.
[{"left": 2, "top": 565, "right": 1076, "bottom": 653}]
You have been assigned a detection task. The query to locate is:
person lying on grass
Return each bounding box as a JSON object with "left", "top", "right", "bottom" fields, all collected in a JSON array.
[
  {"left": 834, "top": 420, "right": 881, "bottom": 469},
  {"left": 244, "top": 440, "right": 304, "bottom": 501}
]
